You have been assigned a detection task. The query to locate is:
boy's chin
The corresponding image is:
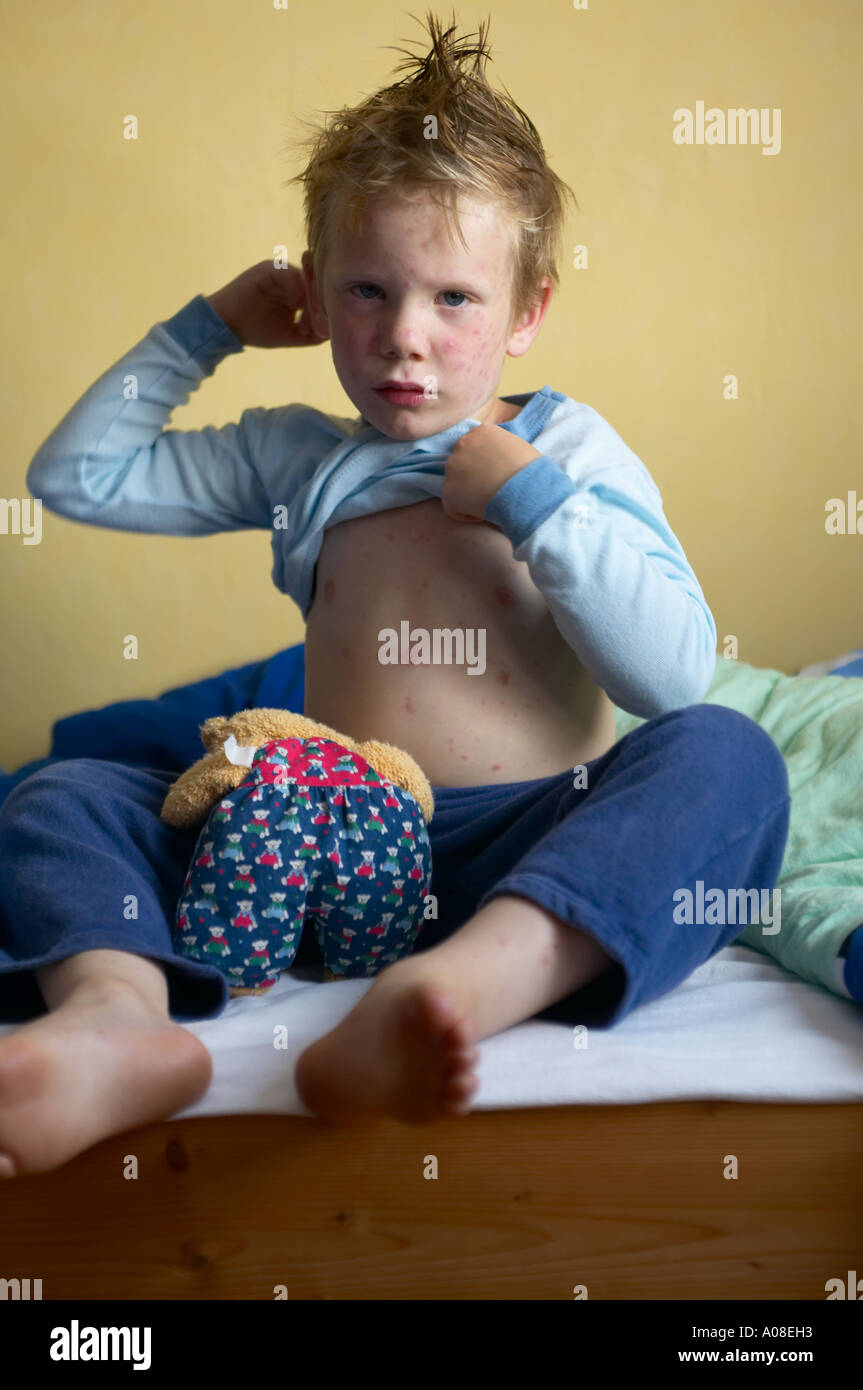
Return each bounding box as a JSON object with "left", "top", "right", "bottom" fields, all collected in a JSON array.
[
  {"left": 360, "top": 409, "right": 452, "bottom": 440},
  {"left": 359, "top": 401, "right": 476, "bottom": 439}
]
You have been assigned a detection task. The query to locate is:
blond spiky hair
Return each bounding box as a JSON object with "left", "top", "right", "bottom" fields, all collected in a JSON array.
[{"left": 283, "top": 10, "right": 577, "bottom": 330}]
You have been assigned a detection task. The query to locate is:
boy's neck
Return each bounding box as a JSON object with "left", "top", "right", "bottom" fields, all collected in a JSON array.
[{"left": 488, "top": 398, "right": 523, "bottom": 425}]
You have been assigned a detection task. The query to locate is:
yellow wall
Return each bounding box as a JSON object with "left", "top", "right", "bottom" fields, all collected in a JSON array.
[{"left": 2, "top": 1, "right": 860, "bottom": 768}]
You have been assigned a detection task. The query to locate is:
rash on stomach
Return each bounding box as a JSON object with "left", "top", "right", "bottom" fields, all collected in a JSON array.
[{"left": 302, "top": 498, "right": 616, "bottom": 787}]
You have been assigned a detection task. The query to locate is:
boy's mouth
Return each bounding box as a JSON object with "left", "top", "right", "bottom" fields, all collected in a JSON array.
[{"left": 374, "top": 381, "right": 428, "bottom": 407}]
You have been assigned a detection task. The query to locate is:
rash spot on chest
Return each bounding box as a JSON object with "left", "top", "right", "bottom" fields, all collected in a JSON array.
[{"left": 494, "top": 585, "right": 517, "bottom": 607}]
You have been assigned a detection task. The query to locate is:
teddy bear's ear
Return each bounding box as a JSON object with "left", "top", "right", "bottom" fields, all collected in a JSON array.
[{"left": 200, "top": 715, "right": 232, "bottom": 753}]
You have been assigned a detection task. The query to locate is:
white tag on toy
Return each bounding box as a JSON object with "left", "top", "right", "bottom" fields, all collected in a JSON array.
[{"left": 223, "top": 733, "right": 258, "bottom": 768}]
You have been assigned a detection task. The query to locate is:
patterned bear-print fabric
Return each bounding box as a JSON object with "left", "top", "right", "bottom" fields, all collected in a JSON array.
[{"left": 174, "top": 736, "right": 432, "bottom": 992}]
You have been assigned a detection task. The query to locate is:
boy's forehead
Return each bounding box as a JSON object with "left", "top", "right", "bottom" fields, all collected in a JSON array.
[{"left": 326, "top": 197, "right": 516, "bottom": 277}]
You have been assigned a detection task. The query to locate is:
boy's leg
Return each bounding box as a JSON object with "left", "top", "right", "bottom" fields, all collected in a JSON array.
[
  {"left": 295, "top": 704, "right": 790, "bottom": 1123},
  {"left": 37, "top": 947, "right": 173, "bottom": 1014},
  {"left": 467, "top": 702, "right": 791, "bottom": 1032},
  {"left": 0, "top": 758, "right": 231, "bottom": 1023},
  {"left": 0, "top": 759, "right": 233, "bottom": 1177}
]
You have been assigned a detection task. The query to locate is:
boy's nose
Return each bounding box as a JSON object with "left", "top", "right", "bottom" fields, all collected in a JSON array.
[{"left": 380, "top": 306, "right": 428, "bottom": 354}]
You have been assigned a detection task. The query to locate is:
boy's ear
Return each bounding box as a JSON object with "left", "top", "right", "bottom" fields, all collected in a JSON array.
[
  {"left": 301, "top": 249, "right": 329, "bottom": 337},
  {"left": 505, "top": 277, "right": 554, "bottom": 358}
]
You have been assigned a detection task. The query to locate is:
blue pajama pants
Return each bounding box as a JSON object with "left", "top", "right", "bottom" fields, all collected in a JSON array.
[{"left": 0, "top": 704, "right": 790, "bottom": 1027}]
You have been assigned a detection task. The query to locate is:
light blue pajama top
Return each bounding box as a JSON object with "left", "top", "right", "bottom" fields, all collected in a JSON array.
[{"left": 26, "top": 293, "right": 717, "bottom": 720}]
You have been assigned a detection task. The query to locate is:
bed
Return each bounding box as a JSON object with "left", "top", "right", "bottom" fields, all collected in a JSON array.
[{"left": 1, "top": 642, "right": 861, "bottom": 1300}]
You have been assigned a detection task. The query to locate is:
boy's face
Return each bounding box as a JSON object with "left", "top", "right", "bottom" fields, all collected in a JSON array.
[{"left": 302, "top": 191, "right": 552, "bottom": 440}]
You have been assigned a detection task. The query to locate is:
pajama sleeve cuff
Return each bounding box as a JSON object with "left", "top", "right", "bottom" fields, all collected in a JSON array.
[{"left": 484, "top": 455, "right": 577, "bottom": 548}]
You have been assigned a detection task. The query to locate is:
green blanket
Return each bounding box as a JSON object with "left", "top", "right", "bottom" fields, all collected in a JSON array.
[{"left": 612, "top": 656, "right": 863, "bottom": 999}]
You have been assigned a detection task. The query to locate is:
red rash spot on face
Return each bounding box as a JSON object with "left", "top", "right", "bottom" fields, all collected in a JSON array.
[
  {"left": 403, "top": 695, "right": 415, "bottom": 714},
  {"left": 498, "top": 667, "right": 511, "bottom": 685},
  {"left": 494, "top": 586, "right": 517, "bottom": 607},
  {"left": 490, "top": 762, "right": 501, "bottom": 771},
  {"left": 323, "top": 579, "right": 336, "bottom": 602}
]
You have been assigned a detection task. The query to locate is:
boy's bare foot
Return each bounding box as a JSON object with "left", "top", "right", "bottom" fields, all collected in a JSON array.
[
  {"left": 294, "top": 976, "right": 481, "bottom": 1125},
  {"left": 0, "top": 980, "right": 213, "bottom": 1177}
]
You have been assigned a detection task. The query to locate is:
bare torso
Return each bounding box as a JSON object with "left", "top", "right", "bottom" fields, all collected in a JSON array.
[{"left": 303, "top": 400, "right": 617, "bottom": 787}]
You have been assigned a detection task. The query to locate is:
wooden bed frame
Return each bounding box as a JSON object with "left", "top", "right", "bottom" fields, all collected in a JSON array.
[{"left": 3, "top": 1101, "right": 861, "bottom": 1299}]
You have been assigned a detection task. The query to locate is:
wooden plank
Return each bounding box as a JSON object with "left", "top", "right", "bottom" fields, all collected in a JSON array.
[{"left": 1, "top": 1103, "right": 861, "bottom": 1300}]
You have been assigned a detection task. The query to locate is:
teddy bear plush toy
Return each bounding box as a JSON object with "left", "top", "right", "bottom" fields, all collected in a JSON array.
[{"left": 160, "top": 708, "right": 435, "bottom": 997}]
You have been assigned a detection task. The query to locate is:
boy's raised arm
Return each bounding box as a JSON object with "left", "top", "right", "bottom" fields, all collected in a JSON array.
[{"left": 26, "top": 261, "right": 327, "bottom": 536}]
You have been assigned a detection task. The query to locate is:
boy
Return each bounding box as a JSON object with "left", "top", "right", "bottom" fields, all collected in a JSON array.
[{"left": 0, "top": 17, "right": 789, "bottom": 1172}]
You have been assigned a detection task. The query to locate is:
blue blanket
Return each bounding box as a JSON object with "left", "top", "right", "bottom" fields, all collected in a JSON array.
[{"left": 0, "top": 643, "right": 306, "bottom": 806}]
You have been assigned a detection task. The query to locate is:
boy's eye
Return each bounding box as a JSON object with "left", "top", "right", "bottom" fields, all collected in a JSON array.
[{"left": 350, "top": 285, "right": 468, "bottom": 307}]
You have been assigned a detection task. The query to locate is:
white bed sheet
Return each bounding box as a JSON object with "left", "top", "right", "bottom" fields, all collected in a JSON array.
[{"left": 170, "top": 945, "right": 863, "bottom": 1118}]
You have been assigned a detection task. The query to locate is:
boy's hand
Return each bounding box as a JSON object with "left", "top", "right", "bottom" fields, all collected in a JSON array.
[
  {"left": 442, "top": 423, "right": 541, "bottom": 523},
  {"left": 205, "top": 258, "right": 328, "bottom": 349}
]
